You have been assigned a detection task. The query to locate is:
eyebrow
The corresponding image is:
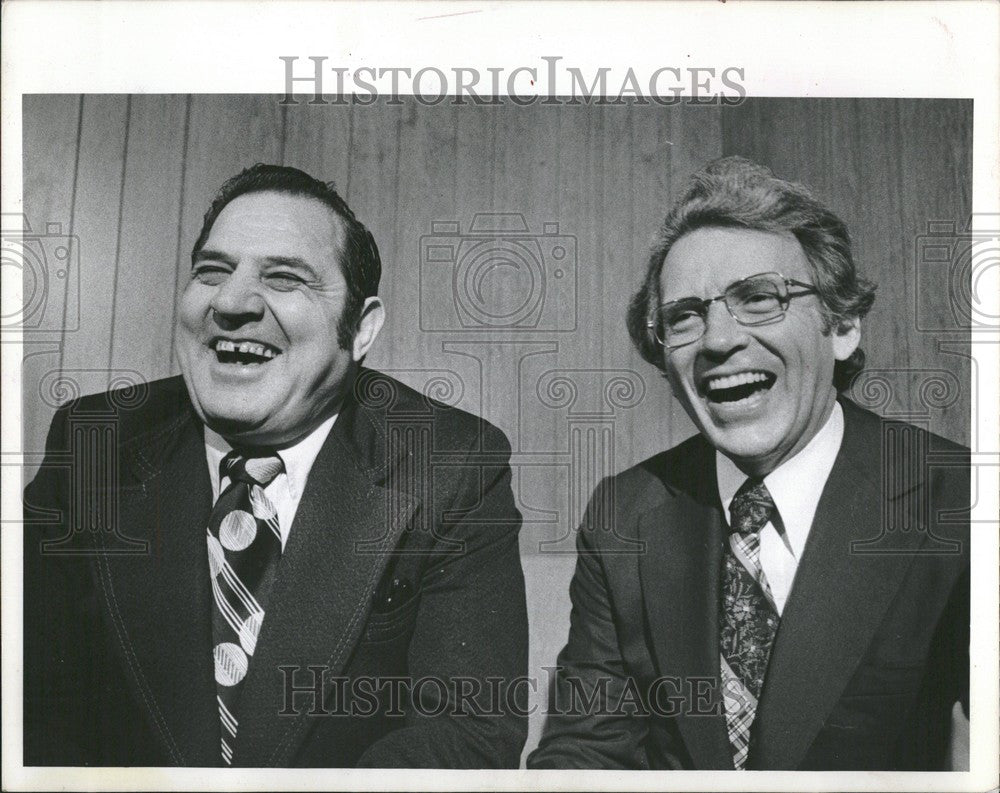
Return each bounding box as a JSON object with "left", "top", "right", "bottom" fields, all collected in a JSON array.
[
  {"left": 260, "top": 255, "right": 321, "bottom": 280},
  {"left": 192, "top": 248, "right": 237, "bottom": 267},
  {"left": 660, "top": 272, "right": 783, "bottom": 304}
]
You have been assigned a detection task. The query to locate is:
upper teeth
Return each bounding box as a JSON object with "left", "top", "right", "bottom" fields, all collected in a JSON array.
[
  {"left": 706, "top": 371, "right": 769, "bottom": 391},
  {"left": 215, "top": 339, "right": 277, "bottom": 359}
]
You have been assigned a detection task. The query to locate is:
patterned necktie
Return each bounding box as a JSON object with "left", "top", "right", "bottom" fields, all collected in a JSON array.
[
  {"left": 206, "top": 451, "right": 284, "bottom": 765},
  {"left": 720, "top": 477, "right": 780, "bottom": 769}
]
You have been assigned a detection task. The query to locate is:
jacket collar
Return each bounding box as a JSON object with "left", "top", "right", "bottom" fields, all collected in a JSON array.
[
  {"left": 749, "top": 397, "right": 930, "bottom": 768},
  {"left": 638, "top": 434, "right": 733, "bottom": 769},
  {"left": 638, "top": 398, "right": 934, "bottom": 770},
  {"left": 97, "top": 371, "right": 419, "bottom": 766}
]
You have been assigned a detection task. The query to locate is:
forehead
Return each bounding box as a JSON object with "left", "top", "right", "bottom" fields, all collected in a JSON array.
[
  {"left": 659, "top": 227, "right": 811, "bottom": 300},
  {"left": 207, "top": 191, "right": 344, "bottom": 267}
]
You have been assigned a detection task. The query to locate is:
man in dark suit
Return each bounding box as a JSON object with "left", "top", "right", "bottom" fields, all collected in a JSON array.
[
  {"left": 528, "top": 157, "right": 969, "bottom": 771},
  {"left": 23, "top": 164, "right": 528, "bottom": 767}
]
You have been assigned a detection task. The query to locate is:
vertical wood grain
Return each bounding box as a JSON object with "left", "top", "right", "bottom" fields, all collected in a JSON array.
[
  {"left": 623, "top": 103, "right": 724, "bottom": 459},
  {"left": 58, "top": 95, "right": 130, "bottom": 397},
  {"left": 21, "top": 95, "right": 81, "bottom": 471},
  {"left": 894, "top": 101, "right": 973, "bottom": 446},
  {"left": 720, "top": 98, "right": 972, "bottom": 445},
  {"left": 281, "top": 101, "right": 352, "bottom": 193},
  {"left": 344, "top": 102, "right": 404, "bottom": 376},
  {"left": 379, "top": 100, "right": 461, "bottom": 378},
  {"left": 110, "top": 95, "right": 188, "bottom": 382}
]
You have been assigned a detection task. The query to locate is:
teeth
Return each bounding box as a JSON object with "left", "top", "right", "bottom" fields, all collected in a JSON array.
[
  {"left": 706, "top": 371, "right": 769, "bottom": 392},
  {"left": 214, "top": 339, "right": 278, "bottom": 359}
]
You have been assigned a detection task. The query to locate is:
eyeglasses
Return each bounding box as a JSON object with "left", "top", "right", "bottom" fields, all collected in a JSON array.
[{"left": 647, "top": 271, "right": 817, "bottom": 350}]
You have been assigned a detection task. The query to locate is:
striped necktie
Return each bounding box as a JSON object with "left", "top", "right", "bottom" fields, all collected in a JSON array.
[
  {"left": 719, "top": 477, "right": 780, "bottom": 769},
  {"left": 206, "top": 451, "right": 284, "bottom": 765}
]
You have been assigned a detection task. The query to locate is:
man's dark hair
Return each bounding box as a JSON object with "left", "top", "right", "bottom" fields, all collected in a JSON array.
[
  {"left": 192, "top": 163, "right": 381, "bottom": 349},
  {"left": 626, "top": 156, "right": 877, "bottom": 392}
]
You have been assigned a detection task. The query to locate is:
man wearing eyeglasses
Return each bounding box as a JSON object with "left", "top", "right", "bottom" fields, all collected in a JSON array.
[{"left": 528, "top": 156, "right": 969, "bottom": 771}]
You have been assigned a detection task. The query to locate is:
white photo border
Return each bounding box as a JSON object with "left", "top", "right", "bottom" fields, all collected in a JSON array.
[{"left": 2, "top": 2, "right": 997, "bottom": 791}]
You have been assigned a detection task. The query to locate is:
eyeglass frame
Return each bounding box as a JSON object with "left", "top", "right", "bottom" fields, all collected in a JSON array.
[{"left": 646, "top": 271, "right": 819, "bottom": 351}]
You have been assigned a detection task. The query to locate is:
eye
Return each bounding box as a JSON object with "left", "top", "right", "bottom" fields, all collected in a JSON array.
[
  {"left": 740, "top": 290, "right": 781, "bottom": 313},
  {"left": 668, "top": 309, "right": 702, "bottom": 330},
  {"left": 662, "top": 302, "right": 705, "bottom": 332},
  {"left": 266, "top": 272, "right": 306, "bottom": 289},
  {"left": 191, "top": 265, "right": 230, "bottom": 285}
]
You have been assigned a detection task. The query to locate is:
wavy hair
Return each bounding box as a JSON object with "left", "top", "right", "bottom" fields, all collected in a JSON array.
[{"left": 626, "top": 156, "right": 876, "bottom": 391}]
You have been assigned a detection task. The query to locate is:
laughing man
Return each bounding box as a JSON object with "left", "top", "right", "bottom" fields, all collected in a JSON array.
[{"left": 529, "top": 156, "right": 969, "bottom": 771}]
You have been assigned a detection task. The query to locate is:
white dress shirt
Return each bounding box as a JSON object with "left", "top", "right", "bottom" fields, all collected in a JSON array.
[
  {"left": 204, "top": 414, "right": 337, "bottom": 549},
  {"left": 715, "top": 401, "right": 845, "bottom": 615}
]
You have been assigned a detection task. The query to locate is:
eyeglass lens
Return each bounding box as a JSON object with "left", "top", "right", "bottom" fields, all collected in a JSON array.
[{"left": 658, "top": 273, "right": 788, "bottom": 345}]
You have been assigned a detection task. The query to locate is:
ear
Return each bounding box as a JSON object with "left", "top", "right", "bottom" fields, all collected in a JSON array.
[
  {"left": 352, "top": 297, "right": 385, "bottom": 361},
  {"left": 832, "top": 315, "right": 861, "bottom": 361}
]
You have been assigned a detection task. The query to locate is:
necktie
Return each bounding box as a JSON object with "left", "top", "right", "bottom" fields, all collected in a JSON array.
[
  {"left": 206, "top": 451, "right": 284, "bottom": 765},
  {"left": 720, "top": 477, "right": 780, "bottom": 769}
]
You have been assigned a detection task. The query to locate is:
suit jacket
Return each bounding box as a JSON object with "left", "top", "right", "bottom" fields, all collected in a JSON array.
[
  {"left": 528, "top": 398, "right": 969, "bottom": 770},
  {"left": 23, "top": 369, "right": 528, "bottom": 767}
]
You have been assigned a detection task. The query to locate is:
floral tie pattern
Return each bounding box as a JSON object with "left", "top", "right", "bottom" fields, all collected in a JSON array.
[{"left": 720, "top": 477, "right": 779, "bottom": 769}]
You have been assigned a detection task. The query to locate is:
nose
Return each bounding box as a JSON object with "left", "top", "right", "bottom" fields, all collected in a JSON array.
[
  {"left": 209, "top": 268, "right": 265, "bottom": 327},
  {"left": 698, "top": 299, "right": 749, "bottom": 356}
]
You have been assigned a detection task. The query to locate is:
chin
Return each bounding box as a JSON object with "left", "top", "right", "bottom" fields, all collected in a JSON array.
[
  {"left": 706, "top": 425, "right": 783, "bottom": 466},
  {"left": 202, "top": 411, "right": 269, "bottom": 437}
]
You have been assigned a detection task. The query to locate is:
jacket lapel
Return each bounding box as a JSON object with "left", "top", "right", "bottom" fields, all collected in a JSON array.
[
  {"left": 232, "top": 393, "right": 418, "bottom": 767},
  {"left": 638, "top": 438, "right": 732, "bottom": 769},
  {"left": 95, "top": 397, "right": 221, "bottom": 766},
  {"left": 751, "top": 400, "right": 927, "bottom": 769}
]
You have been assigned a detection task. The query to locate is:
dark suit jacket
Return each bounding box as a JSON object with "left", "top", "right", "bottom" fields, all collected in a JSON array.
[
  {"left": 528, "top": 398, "right": 969, "bottom": 770},
  {"left": 24, "top": 369, "right": 528, "bottom": 767}
]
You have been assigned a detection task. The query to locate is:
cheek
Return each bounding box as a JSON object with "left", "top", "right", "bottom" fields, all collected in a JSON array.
[
  {"left": 178, "top": 286, "right": 210, "bottom": 328},
  {"left": 664, "top": 354, "right": 694, "bottom": 392}
]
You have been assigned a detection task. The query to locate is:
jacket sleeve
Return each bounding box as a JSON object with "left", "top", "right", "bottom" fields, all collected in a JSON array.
[
  {"left": 22, "top": 404, "right": 99, "bottom": 765},
  {"left": 356, "top": 423, "right": 528, "bottom": 768},
  {"left": 527, "top": 477, "right": 649, "bottom": 769}
]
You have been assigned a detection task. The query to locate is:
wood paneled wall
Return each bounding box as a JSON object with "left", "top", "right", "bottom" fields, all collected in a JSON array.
[
  {"left": 722, "top": 98, "right": 973, "bottom": 447},
  {"left": 20, "top": 95, "right": 972, "bottom": 761}
]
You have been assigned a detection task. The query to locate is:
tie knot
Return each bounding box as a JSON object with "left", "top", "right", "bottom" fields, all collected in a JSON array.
[
  {"left": 222, "top": 451, "right": 284, "bottom": 487},
  {"left": 729, "top": 478, "right": 775, "bottom": 536}
]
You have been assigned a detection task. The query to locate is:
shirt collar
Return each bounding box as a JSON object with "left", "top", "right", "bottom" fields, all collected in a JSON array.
[
  {"left": 204, "top": 413, "right": 338, "bottom": 500},
  {"left": 715, "top": 400, "right": 845, "bottom": 559}
]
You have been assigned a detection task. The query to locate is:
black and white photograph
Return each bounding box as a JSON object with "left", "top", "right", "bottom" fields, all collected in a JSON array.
[{"left": 3, "top": 2, "right": 998, "bottom": 791}]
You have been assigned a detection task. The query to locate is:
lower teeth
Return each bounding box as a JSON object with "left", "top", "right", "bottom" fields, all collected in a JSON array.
[{"left": 217, "top": 351, "right": 268, "bottom": 365}]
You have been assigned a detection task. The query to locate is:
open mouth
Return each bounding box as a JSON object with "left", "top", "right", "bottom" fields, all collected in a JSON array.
[
  {"left": 212, "top": 338, "right": 281, "bottom": 365},
  {"left": 703, "top": 371, "right": 776, "bottom": 404}
]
